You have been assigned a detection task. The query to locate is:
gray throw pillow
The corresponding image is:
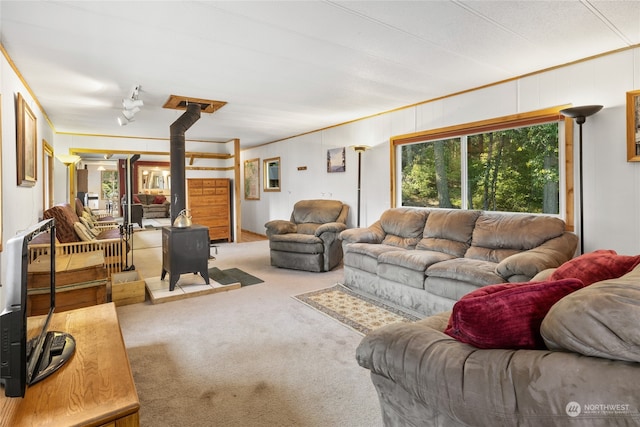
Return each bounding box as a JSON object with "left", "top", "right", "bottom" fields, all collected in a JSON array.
[{"left": 541, "top": 267, "right": 640, "bottom": 362}]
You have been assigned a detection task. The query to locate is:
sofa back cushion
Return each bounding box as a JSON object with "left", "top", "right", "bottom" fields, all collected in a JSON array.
[
  {"left": 136, "top": 194, "right": 155, "bottom": 205},
  {"left": 417, "top": 209, "right": 480, "bottom": 257},
  {"left": 291, "top": 199, "right": 346, "bottom": 225},
  {"left": 466, "top": 213, "right": 566, "bottom": 263},
  {"left": 74, "top": 198, "right": 85, "bottom": 217},
  {"left": 541, "top": 265, "right": 640, "bottom": 362},
  {"left": 379, "top": 208, "right": 429, "bottom": 249},
  {"left": 43, "top": 204, "right": 80, "bottom": 243}
]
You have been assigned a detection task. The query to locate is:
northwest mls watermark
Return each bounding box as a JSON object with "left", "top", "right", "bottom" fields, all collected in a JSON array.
[{"left": 566, "top": 401, "right": 635, "bottom": 417}]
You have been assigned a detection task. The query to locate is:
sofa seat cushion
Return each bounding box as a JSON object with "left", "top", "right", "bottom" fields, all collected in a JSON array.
[
  {"left": 97, "top": 228, "right": 122, "bottom": 240},
  {"left": 344, "top": 243, "right": 407, "bottom": 275},
  {"left": 269, "top": 233, "right": 324, "bottom": 254},
  {"left": 466, "top": 213, "right": 566, "bottom": 263},
  {"left": 345, "top": 242, "right": 406, "bottom": 260},
  {"left": 426, "top": 258, "right": 504, "bottom": 286},
  {"left": 542, "top": 265, "right": 640, "bottom": 362},
  {"left": 416, "top": 209, "right": 480, "bottom": 257},
  {"left": 377, "top": 250, "right": 455, "bottom": 288},
  {"left": 445, "top": 278, "right": 584, "bottom": 349},
  {"left": 379, "top": 250, "right": 455, "bottom": 272},
  {"left": 424, "top": 277, "right": 483, "bottom": 301}
]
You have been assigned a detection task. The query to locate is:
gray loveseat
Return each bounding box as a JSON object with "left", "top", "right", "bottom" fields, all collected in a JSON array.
[
  {"left": 356, "top": 263, "right": 640, "bottom": 426},
  {"left": 340, "top": 208, "right": 577, "bottom": 316},
  {"left": 265, "top": 199, "right": 349, "bottom": 272}
]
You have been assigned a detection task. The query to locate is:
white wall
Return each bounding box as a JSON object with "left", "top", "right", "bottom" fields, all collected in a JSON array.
[
  {"left": 1, "top": 51, "right": 56, "bottom": 307},
  {"left": 242, "top": 48, "right": 640, "bottom": 255},
  {"left": 2, "top": 45, "right": 640, "bottom": 300}
]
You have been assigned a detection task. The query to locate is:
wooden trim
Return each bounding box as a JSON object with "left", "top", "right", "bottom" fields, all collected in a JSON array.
[
  {"left": 233, "top": 139, "right": 242, "bottom": 242},
  {"left": 70, "top": 147, "right": 233, "bottom": 160},
  {"left": 391, "top": 105, "right": 569, "bottom": 146},
  {"left": 564, "top": 117, "right": 575, "bottom": 232},
  {"left": 42, "top": 140, "right": 54, "bottom": 210},
  {"left": 626, "top": 90, "right": 640, "bottom": 162}
]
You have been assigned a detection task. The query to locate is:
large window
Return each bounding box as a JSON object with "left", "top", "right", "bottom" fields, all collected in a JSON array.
[{"left": 394, "top": 106, "right": 571, "bottom": 218}]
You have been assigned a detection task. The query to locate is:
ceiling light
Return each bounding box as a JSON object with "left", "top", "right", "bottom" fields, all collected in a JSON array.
[
  {"left": 122, "top": 108, "right": 139, "bottom": 120},
  {"left": 118, "top": 114, "right": 132, "bottom": 126},
  {"left": 117, "top": 83, "right": 143, "bottom": 125},
  {"left": 123, "top": 98, "right": 144, "bottom": 110}
]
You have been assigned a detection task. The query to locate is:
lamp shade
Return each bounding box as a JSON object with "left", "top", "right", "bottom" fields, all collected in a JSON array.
[
  {"left": 55, "top": 154, "right": 81, "bottom": 165},
  {"left": 560, "top": 105, "right": 603, "bottom": 123}
]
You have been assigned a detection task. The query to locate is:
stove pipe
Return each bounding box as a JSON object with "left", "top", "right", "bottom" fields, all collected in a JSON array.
[{"left": 170, "top": 102, "right": 201, "bottom": 224}]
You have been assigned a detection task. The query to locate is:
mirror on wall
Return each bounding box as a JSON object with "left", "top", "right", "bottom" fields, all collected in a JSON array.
[
  {"left": 263, "top": 157, "right": 280, "bottom": 192},
  {"left": 139, "top": 166, "right": 170, "bottom": 194}
]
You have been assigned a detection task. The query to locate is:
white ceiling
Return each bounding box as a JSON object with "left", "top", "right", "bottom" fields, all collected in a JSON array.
[{"left": 1, "top": 1, "right": 639, "bottom": 149}]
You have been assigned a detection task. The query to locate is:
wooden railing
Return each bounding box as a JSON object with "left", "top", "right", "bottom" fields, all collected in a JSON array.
[{"left": 28, "top": 238, "right": 128, "bottom": 280}]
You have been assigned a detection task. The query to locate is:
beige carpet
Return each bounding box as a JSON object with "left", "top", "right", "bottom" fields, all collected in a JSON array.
[
  {"left": 294, "top": 284, "right": 420, "bottom": 335},
  {"left": 132, "top": 229, "right": 162, "bottom": 249},
  {"left": 116, "top": 240, "right": 388, "bottom": 426}
]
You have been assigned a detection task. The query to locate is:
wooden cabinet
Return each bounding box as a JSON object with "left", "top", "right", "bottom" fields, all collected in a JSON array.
[
  {"left": 187, "top": 178, "right": 232, "bottom": 242},
  {"left": 0, "top": 303, "right": 140, "bottom": 427}
]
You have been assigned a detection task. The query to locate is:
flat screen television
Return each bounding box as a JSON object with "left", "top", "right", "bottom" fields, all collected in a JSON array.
[{"left": 0, "top": 218, "right": 76, "bottom": 397}]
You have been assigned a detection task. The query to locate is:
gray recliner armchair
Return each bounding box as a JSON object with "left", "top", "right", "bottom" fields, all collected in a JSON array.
[{"left": 265, "top": 199, "right": 349, "bottom": 272}]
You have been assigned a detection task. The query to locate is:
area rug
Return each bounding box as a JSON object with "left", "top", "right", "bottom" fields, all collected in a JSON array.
[
  {"left": 208, "top": 267, "right": 264, "bottom": 287},
  {"left": 293, "top": 284, "right": 421, "bottom": 335}
]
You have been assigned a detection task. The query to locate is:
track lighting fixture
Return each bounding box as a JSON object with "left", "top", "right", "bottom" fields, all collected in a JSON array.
[
  {"left": 123, "top": 98, "right": 144, "bottom": 110},
  {"left": 117, "top": 84, "right": 143, "bottom": 126}
]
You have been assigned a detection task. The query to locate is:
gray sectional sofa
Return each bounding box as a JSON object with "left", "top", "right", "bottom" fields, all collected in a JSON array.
[{"left": 340, "top": 208, "right": 578, "bottom": 316}]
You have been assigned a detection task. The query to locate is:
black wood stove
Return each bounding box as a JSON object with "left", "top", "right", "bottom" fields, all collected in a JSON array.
[{"left": 161, "top": 102, "right": 210, "bottom": 291}]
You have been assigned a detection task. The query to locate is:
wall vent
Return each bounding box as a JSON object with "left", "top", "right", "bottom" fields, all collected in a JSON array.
[{"left": 163, "top": 95, "right": 226, "bottom": 114}]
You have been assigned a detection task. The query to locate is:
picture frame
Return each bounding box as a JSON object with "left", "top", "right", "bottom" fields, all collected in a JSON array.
[
  {"left": 244, "top": 158, "right": 260, "bottom": 200},
  {"left": 263, "top": 157, "right": 281, "bottom": 192},
  {"left": 627, "top": 90, "right": 640, "bottom": 162},
  {"left": 327, "top": 147, "right": 346, "bottom": 173},
  {"left": 17, "top": 92, "right": 37, "bottom": 186}
]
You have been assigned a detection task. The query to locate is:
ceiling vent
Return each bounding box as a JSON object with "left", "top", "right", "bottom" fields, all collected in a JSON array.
[{"left": 163, "top": 95, "right": 226, "bottom": 114}]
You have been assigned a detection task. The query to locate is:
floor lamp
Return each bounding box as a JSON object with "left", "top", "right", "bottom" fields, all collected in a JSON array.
[
  {"left": 351, "top": 145, "right": 370, "bottom": 227},
  {"left": 55, "top": 154, "right": 81, "bottom": 203},
  {"left": 560, "top": 105, "right": 603, "bottom": 255}
]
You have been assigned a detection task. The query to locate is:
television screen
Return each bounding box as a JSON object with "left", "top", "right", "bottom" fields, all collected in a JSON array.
[{"left": 0, "top": 219, "right": 75, "bottom": 397}]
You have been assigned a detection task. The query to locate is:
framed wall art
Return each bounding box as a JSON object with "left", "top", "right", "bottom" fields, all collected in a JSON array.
[
  {"left": 244, "top": 158, "right": 260, "bottom": 200},
  {"left": 327, "top": 147, "right": 346, "bottom": 172},
  {"left": 627, "top": 90, "right": 640, "bottom": 162},
  {"left": 263, "top": 157, "right": 281, "bottom": 192},
  {"left": 17, "top": 92, "right": 37, "bottom": 186}
]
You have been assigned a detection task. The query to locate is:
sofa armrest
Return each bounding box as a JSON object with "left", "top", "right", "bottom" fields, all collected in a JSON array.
[
  {"left": 315, "top": 222, "right": 347, "bottom": 237},
  {"left": 496, "top": 232, "right": 578, "bottom": 280},
  {"left": 265, "top": 220, "right": 297, "bottom": 237},
  {"left": 339, "top": 220, "right": 385, "bottom": 244}
]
